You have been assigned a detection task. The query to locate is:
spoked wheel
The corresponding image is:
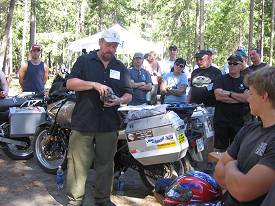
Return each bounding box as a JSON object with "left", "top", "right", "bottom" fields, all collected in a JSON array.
[
  {"left": 139, "top": 160, "right": 185, "bottom": 191},
  {"left": 3, "top": 136, "right": 34, "bottom": 160},
  {"left": 33, "top": 127, "right": 68, "bottom": 174}
]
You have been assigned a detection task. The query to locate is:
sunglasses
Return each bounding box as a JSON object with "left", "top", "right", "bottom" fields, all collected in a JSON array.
[
  {"left": 175, "top": 62, "right": 184, "bottom": 68},
  {"left": 228, "top": 62, "right": 240, "bottom": 66}
]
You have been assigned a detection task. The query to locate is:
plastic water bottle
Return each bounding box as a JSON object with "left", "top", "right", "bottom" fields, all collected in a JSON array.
[
  {"left": 56, "top": 165, "right": 64, "bottom": 190},
  {"left": 117, "top": 171, "right": 125, "bottom": 195}
]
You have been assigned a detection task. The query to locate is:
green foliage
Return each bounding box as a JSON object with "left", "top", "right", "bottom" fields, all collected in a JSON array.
[
  {"left": 204, "top": 0, "right": 250, "bottom": 65},
  {"left": 1, "top": 0, "right": 274, "bottom": 74}
]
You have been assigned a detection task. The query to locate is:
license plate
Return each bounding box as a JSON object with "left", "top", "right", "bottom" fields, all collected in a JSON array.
[{"left": 196, "top": 138, "right": 204, "bottom": 152}]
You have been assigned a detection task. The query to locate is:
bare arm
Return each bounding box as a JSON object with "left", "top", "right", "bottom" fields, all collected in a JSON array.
[
  {"left": 67, "top": 78, "right": 132, "bottom": 107},
  {"left": 230, "top": 89, "right": 249, "bottom": 103},
  {"left": 214, "top": 88, "right": 239, "bottom": 103},
  {"left": 44, "top": 63, "right": 49, "bottom": 84},
  {"left": 214, "top": 151, "right": 234, "bottom": 189},
  {"left": 104, "top": 92, "right": 132, "bottom": 107},
  {"left": 225, "top": 161, "right": 275, "bottom": 202},
  {"left": 18, "top": 63, "right": 28, "bottom": 90},
  {"left": 66, "top": 78, "right": 111, "bottom": 96},
  {"left": 160, "top": 80, "right": 169, "bottom": 95},
  {"left": 130, "top": 80, "right": 152, "bottom": 91},
  {"left": 139, "top": 83, "right": 152, "bottom": 91},
  {"left": 169, "top": 84, "right": 187, "bottom": 97},
  {"left": 0, "top": 71, "right": 8, "bottom": 97},
  {"left": 130, "top": 80, "right": 144, "bottom": 88}
]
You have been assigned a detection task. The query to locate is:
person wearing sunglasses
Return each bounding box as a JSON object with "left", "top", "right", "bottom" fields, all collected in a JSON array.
[
  {"left": 212, "top": 54, "right": 249, "bottom": 151},
  {"left": 160, "top": 58, "right": 188, "bottom": 104},
  {"left": 129, "top": 52, "right": 152, "bottom": 105}
]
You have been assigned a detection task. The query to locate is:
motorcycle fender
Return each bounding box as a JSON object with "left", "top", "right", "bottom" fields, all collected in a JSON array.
[
  {"left": 188, "top": 147, "right": 203, "bottom": 162},
  {"left": 35, "top": 121, "right": 52, "bottom": 131}
]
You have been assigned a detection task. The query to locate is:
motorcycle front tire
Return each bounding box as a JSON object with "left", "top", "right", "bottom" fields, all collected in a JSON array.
[
  {"left": 33, "top": 126, "right": 68, "bottom": 174},
  {"left": 139, "top": 160, "right": 187, "bottom": 192},
  {"left": 2, "top": 136, "right": 34, "bottom": 160}
]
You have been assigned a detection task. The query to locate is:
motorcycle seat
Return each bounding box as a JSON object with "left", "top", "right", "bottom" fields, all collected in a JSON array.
[
  {"left": 0, "top": 97, "right": 27, "bottom": 112},
  {"left": 167, "top": 103, "right": 197, "bottom": 119}
]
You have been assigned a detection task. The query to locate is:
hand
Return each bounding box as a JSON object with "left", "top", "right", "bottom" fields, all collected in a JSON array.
[
  {"left": 225, "top": 160, "right": 238, "bottom": 171},
  {"left": 93, "top": 82, "right": 112, "bottom": 96},
  {"left": 244, "top": 89, "right": 249, "bottom": 94},
  {"left": 139, "top": 82, "right": 146, "bottom": 87},
  {"left": 103, "top": 96, "right": 121, "bottom": 107}
]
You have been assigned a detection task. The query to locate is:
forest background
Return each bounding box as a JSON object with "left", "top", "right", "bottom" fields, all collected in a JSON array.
[{"left": 0, "top": 0, "right": 275, "bottom": 77}]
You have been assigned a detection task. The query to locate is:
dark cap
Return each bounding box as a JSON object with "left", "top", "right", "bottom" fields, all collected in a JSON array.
[
  {"left": 206, "top": 48, "right": 216, "bottom": 55},
  {"left": 195, "top": 50, "right": 208, "bottom": 58},
  {"left": 235, "top": 47, "right": 248, "bottom": 58},
  {"left": 227, "top": 54, "right": 243, "bottom": 64},
  {"left": 174, "top": 58, "right": 186, "bottom": 66},
  {"left": 133, "top": 52, "right": 144, "bottom": 59},
  {"left": 31, "top": 44, "right": 41, "bottom": 52},
  {"left": 169, "top": 45, "right": 177, "bottom": 51}
]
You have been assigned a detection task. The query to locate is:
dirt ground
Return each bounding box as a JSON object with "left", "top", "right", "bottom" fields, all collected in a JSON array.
[{"left": 0, "top": 150, "right": 161, "bottom": 206}]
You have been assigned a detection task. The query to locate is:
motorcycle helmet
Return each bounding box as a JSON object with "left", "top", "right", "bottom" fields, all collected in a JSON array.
[{"left": 164, "top": 171, "right": 221, "bottom": 205}]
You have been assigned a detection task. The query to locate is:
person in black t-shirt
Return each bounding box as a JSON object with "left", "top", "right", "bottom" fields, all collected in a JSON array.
[
  {"left": 66, "top": 29, "right": 132, "bottom": 206},
  {"left": 213, "top": 54, "right": 249, "bottom": 151},
  {"left": 214, "top": 67, "right": 275, "bottom": 206},
  {"left": 188, "top": 50, "right": 221, "bottom": 106},
  {"left": 248, "top": 48, "right": 268, "bottom": 72}
]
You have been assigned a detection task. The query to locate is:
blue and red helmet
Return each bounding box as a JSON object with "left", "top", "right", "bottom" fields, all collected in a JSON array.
[{"left": 164, "top": 171, "right": 221, "bottom": 205}]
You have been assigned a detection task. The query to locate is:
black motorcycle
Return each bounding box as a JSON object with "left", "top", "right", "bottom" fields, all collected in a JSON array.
[{"left": 0, "top": 93, "right": 44, "bottom": 160}]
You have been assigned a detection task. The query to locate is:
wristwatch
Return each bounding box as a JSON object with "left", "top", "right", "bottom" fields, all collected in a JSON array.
[{"left": 229, "top": 92, "right": 232, "bottom": 98}]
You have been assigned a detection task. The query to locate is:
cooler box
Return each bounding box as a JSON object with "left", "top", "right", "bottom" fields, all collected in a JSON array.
[
  {"left": 125, "top": 111, "right": 189, "bottom": 165},
  {"left": 9, "top": 107, "right": 46, "bottom": 137}
]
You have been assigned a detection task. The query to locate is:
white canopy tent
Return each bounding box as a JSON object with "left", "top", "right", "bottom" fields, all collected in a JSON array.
[{"left": 67, "top": 24, "right": 164, "bottom": 55}]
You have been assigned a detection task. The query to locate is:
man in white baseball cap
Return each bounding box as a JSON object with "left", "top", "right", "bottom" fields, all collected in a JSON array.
[
  {"left": 101, "top": 29, "right": 121, "bottom": 44},
  {"left": 96, "top": 29, "right": 121, "bottom": 62},
  {"left": 66, "top": 27, "right": 132, "bottom": 206}
]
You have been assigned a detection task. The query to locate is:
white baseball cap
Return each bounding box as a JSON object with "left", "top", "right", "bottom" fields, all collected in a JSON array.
[{"left": 101, "top": 29, "right": 121, "bottom": 44}]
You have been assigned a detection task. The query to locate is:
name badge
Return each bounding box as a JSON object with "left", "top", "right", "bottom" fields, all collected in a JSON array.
[{"left": 110, "top": 69, "right": 120, "bottom": 80}]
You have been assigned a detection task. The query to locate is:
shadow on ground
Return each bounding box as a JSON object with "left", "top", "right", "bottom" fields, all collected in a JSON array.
[{"left": 0, "top": 150, "right": 160, "bottom": 206}]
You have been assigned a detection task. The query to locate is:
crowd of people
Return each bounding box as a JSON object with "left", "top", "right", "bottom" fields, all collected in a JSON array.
[
  {"left": 0, "top": 28, "right": 274, "bottom": 206},
  {"left": 65, "top": 29, "right": 274, "bottom": 206}
]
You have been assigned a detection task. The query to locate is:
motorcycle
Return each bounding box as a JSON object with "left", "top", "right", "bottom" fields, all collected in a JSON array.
[
  {"left": 32, "top": 76, "right": 211, "bottom": 191},
  {"left": 166, "top": 104, "right": 214, "bottom": 173},
  {"left": 0, "top": 93, "right": 44, "bottom": 160}
]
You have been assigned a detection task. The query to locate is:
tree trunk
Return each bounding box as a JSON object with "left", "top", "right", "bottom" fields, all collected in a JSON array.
[
  {"left": 0, "top": 0, "right": 16, "bottom": 72},
  {"left": 80, "top": 0, "right": 86, "bottom": 33},
  {"left": 270, "top": 0, "right": 275, "bottom": 65},
  {"left": 21, "top": 0, "right": 29, "bottom": 64},
  {"left": 199, "top": 0, "right": 205, "bottom": 50},
  {"left": 30, "top": 0, "right": 36, "bottom": 48},
  {"left": 98, "top": 0, "right": 103, "bottom": 31},
  {"left": 248, "top": 0, "right": 254, "bottom": 52},
  {"left": 76, "top": 0, "right": 81, "bottom": 34},
  {"left": 6, "top": 26, "right": 13, "bottom": 75},
  {"left": 194, "top": 0, "right": 199, "bottom": 53},
  {"left": 259, "top": 0, "right": 265, "bottom": 61},
  {"left": 194, "top": 0, "right": 200, "bottom": 68}
]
